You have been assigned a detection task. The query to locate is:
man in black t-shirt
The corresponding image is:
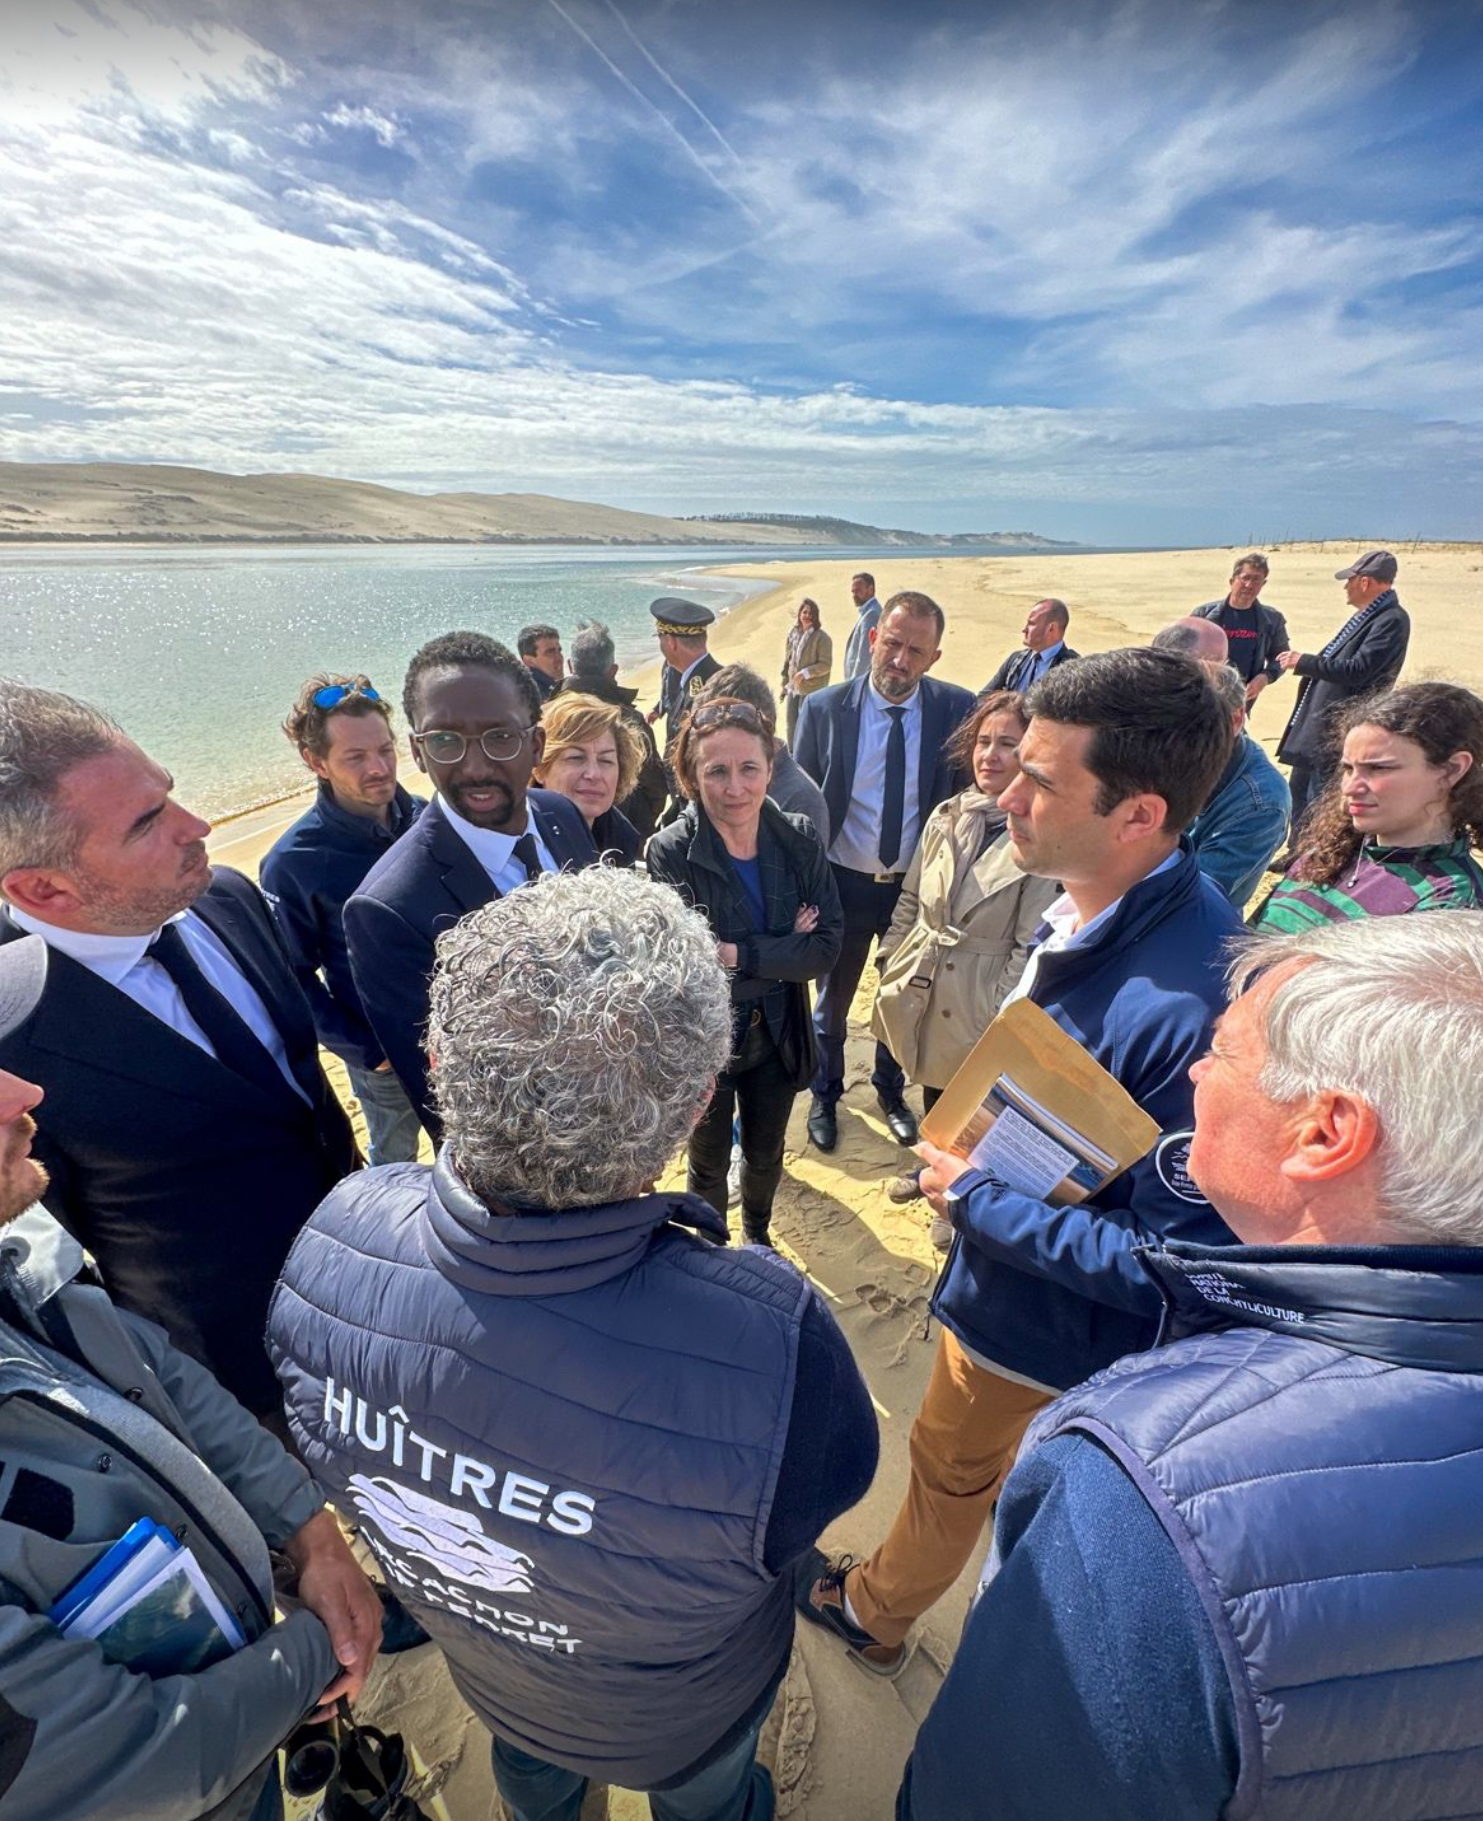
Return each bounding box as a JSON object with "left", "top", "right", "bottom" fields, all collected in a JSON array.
[{"left": 1193, "top": 553, "right": 1290, "bottom": 706}]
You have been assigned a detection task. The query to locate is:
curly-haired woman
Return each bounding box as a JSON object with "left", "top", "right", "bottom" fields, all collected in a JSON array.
[{"left": 1255, "top": 682, "right": 1483, "bottom": 930}]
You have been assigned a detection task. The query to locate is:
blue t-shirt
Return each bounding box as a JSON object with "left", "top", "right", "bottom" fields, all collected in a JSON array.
[{"left": 729, "top": 853, "right": 767, "bottom": 930}]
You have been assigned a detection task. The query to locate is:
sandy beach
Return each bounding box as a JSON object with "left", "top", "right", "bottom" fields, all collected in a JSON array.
[{"left": 216, "top": 541, "right": 1479, "bottom": 1820}]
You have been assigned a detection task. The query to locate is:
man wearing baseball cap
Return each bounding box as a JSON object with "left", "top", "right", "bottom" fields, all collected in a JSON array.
[
  {"left": 0, "top": 937, "right": 381, "bottom": 1821},
  {"left": 1275, "top": 551, "right": 1410, "bottom": 827}
]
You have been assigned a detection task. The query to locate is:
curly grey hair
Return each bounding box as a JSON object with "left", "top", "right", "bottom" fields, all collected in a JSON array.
[{"left": 428, "top": 866, "right": 732, "bottom": 1209}]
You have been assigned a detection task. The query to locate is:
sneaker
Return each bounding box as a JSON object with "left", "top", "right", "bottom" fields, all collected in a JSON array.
[
  {"left": 794, "top": 1548, "right": 906, "bottom": 1676},
  {"left": 886, "top": 1169, "right": 924, "bottom": 1204},
  {"left": 930, "top": 1210, "right": 954, "bottom": 1252},
  {"left": 727, "top": 1142, "right": 743, "bottom": 1209}
]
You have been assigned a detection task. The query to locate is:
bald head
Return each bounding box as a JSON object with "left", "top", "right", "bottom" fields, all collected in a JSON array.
[{"left": 1152, "top": 617, "right": 1229, "bottom": 664}]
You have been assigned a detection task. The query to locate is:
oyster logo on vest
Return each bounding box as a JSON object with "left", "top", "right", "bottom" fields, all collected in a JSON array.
[
  {"left": 1155, "top": 1132, "right": 1208, "bottom": 1204},
  {"left": 349, "top": 1474, "right": 535, "bottom": 1595}
]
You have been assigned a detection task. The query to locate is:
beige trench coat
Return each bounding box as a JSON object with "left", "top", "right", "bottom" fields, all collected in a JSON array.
[{"left": 871, "top": 789, "right": 1060, "bottom": 1090}]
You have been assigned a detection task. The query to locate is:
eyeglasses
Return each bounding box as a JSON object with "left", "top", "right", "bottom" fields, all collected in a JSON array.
[
  {"left": 414, "top": 726, "right": 536, "bottom": 765},
  {"left": 313, "top": 682, "right": 381, "bottom": 709},
  {"left": 690, "top": 701, "right": 769, "bottom": 734}
]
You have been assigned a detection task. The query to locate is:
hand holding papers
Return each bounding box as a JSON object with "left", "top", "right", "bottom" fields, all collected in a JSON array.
[{"left": 920, "top": 999, "right": 1160, "bottom": 1204}]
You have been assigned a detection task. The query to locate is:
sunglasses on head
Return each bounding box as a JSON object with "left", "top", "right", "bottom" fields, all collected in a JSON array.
[
  {"left": 691, "top": 701, "right": 768, "bottom": 733},
  {"left": 314, "top": 682, "right": 381, "bottom": 709}
]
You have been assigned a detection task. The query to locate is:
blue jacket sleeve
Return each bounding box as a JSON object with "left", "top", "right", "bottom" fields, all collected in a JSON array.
[
  {"left": 763, "top": 1292, "right": 879, "bottom": 1573},
  {"left": 1190, "top": 778, "right": 1290, "bottom": 908},
  {"left": 792, "top": 694, "right": 825, "bottom": 790},
  {"left": 259, "top": 854, "right": 377, "bottom": 1068},
  {"left": 897, "top": 1433, "right": 1239, "bottom": 1821},
  {"left": 343, "top": 892, "right": 437, "bottom": 1136},
  {"left": 946, "top": 995, "right": 1230, "bottom": 1316}
]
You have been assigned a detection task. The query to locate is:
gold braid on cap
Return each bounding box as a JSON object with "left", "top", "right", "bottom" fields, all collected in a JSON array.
[{"left": 654, "top": 617, "right": 706, "bottom": 638}]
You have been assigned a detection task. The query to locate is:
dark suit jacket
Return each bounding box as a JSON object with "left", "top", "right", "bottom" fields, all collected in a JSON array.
[
  {"left": 0, "top": 867, "right": 357, "bottom": 1417},
  {"left": 1277, "top": 596, "right": 1411, "bottom": 768},
  {"left": 793, "top": 675, "right": 978, "bottom": 865},
  {"left": 344, "top": 790, "right": 596, "bottom": 1137},
  {"left": 664, "top": 651, "right": 723, "bottom": 747},
  {"left": 981, "top": 644, "right": 1080, "bottom": 695}
]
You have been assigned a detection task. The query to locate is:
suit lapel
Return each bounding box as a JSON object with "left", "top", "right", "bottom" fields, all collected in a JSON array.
[
  {"left": 837, "top": 676, "right": 868, "bottom": 819},
  {"left": 531, "top": 794, "right": 595, "bottom": 871},
  {"left": 426, "top": 800, "right": 500, "bottom": 914}
]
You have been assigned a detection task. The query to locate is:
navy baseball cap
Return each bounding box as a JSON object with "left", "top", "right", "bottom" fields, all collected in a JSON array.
[{"left": 1334, "top": 550, "right": 1398, "bottom": 583}]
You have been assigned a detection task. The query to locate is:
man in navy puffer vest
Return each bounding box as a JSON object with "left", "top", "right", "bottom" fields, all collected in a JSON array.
[
  {"left": 269, "top": 868, "right": 878, "bottom": 1821},
  {"left": 899, "top": 912, "right": 1483, "bottom": 1821}
]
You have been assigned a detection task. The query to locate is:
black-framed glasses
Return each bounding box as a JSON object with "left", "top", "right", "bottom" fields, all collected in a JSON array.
[
  {"left": 414, "top": 725, "right": 536, "bottom": 764},
  {"left": 690, "top": 701, "right": 768, "bottom": 734},
  {"left": 313, "top": 681, "right": 381, "bottom": 709}
]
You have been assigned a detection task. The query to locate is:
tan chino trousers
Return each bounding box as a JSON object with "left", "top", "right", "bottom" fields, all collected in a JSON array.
[{"left": 848, "top": 1329, "right": 1053, "bottom": 1648}]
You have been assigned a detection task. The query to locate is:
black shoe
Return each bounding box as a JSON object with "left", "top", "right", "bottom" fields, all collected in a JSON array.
[
  {"left": 877, "top": 1093, "right": 919, "bottom": 1147},
  {"left": 807, "top": 1098, "right": 838, "bottom": 1152},
  {"left": 794, "top": 1548, "right": 906, "bottom": 1677},
  {"left": 742, "top": 1215, "right": 774, "bottom": 1249}
]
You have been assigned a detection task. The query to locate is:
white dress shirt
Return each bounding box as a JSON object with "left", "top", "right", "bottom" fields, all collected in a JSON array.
[
  {"left": 5, "top": 903, "right": 309, "bottom": 1101},
  {"left": 1000, "top": 847, "right": 1183, "bottom": 1011},
  {"left": 438, "top": 797, "right": 558, "bottom": 896},
  {"left": 829, "top": 682, "right": 925, "bottom": 877}
]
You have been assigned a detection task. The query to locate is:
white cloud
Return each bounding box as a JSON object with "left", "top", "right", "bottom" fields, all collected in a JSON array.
[
  {"left": 0, "top": 0, "right": 1477, "bottom": 538},
  {"left": 323, "top": 101, "right": 404, "bottom": 148}
]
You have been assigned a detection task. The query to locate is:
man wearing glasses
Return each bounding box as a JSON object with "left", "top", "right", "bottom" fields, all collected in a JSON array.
[
  {"left": 261, "top": 675, "right": 426, "bottom": 1166},
  {"left": 345, "top": 632, "right": 596, "bottom": 1139}
]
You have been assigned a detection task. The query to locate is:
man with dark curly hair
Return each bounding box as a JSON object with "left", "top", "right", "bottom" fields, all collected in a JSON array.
[{"left": 345, "top": 631, "right": 595, "bottom": 1138}]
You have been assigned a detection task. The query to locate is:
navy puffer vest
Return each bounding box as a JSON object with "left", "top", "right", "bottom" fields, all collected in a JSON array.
[
  {"left": 268, "top": 1154, "right": 812, "bottom": 1789},
  {"left": 1017, "top": 1242, "right": 1483, "bottom": 1821}
]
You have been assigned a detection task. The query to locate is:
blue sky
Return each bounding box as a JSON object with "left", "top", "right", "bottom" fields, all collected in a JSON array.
[{"left": 1, "top": 0, "right": 1480, "bottom": 542}]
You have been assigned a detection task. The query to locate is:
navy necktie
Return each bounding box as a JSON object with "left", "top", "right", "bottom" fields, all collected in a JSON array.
[
  {"left": 147, "top": 922, "right": 292, "bottom": 1101},
  {"left": 512, "top": 832, "right": 545, "bottom": 884},
  {"left": 879, "top": 705, "right": 907, "bottom": 872}
]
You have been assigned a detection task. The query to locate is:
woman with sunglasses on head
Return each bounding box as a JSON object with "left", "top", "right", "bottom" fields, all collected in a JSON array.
[
  {"left": 532, "top": 693, "right": 649, "bottom": 867},
  {"left": 871, "top": 690, "right": 1059, "bottom": 1237},
  {"left": 1254, "top": 681, "right": 1483, "bottom": 931},
  {"left": 781, "top": 598, "right": 833, "bottom": 745},
  {"left": 646, "top": 698, "right": 843, "bottom": 1246}
]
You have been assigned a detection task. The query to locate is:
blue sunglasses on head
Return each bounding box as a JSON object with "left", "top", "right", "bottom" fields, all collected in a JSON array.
[{"left": 313, "top": 682, "right": 381, "bottom": 709}]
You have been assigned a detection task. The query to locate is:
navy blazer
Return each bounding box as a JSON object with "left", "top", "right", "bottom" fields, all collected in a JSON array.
[
  {"left": 345, "top": 790, "right": 597, "bottom": 1137},
  {"left": 0, "top": 867, "right": 358, "bottom": 1417},
  {"left": 793, "top": 674, "right": 978, "bottom": 864},
  {"left": 981, "top": 644, "right": 1080, "bottom": 695}
]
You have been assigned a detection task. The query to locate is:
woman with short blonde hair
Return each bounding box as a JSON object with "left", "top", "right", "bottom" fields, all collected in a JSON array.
[{"left": 535, "top": 692, "right": 648, "bottom": 866}]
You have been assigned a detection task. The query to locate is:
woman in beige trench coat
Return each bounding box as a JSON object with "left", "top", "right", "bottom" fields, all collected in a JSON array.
[{"left": 872, "top": 689, "right": 1059, "bottom": 1236}]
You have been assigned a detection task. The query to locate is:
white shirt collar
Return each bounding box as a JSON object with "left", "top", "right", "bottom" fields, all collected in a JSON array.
[
  {"left": 678, "top": 650, "right": 710, "bottom": 688},
  {"left": 4, "top": 903, "right": 178, "bottom": 986},
  {"left": 867, "top": 680, "right": 921, "bottom": 714},
  {"left": 1041, "top": 847, "right": 1182, "bottom": 948},
  {"left": 438, "top": 794, "right": 532, "bottom": 868}
]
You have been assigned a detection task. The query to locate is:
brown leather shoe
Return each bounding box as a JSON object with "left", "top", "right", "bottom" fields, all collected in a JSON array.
[{"left": 793, "top": 1549, "right": 907, "bottom": 1676}]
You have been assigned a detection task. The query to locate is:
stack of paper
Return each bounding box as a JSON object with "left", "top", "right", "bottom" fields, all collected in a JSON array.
[
  {"left": 48, "top": 1516, "right": 246, "bottom": 1675},
  {"left": 922, "top": 998, "right": 1161, "bottom": 1204}
]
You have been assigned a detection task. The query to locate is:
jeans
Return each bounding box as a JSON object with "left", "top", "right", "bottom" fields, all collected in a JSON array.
[
  {"left": 689, "top": 1015, "right": 798, "bottom": 1235},
  {"left": 346, "top": 1062, "right": 422, "bottom": 1167},
  {"left": 248, "top": 1767, "right": 283, "bottom": 1821},
  {"left": 490, "top": 1721, "right": 773, "bottom": 1821},
  {"left": 811, "top": 865, "right": 906, "bottom": 1105},
  {"left": 1285, "top": 761, "right": 1329, "bottom": 837}
]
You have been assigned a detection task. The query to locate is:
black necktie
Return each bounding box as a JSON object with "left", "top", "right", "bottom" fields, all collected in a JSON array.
[
  {"left": 512, "top": 832, "right": 545, "bottom": 884},
  {"left": 879, "top": 705, "right": 907, "bottom": 872},
  {"left": 147, "top": 922, "right": 293, "bottom": 1102}
]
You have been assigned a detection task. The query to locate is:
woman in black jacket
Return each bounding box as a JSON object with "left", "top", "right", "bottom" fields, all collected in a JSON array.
[
  {"left": 647, "top": 697, "right": 843, "bottom": 1245},
  {"left": 533, "top": 691, "right": 647, "bottom": 866}
]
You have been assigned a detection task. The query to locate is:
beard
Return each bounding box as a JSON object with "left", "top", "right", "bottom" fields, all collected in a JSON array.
[
  {"left": 73, "top": 846, "right": 212, "bottom": 935},
  {"left": 0, "top": 1116, "right": 48, "bottom": 1226}
]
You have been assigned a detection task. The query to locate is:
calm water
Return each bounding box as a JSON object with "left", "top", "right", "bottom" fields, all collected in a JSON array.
[{"left": 0, "top": 543, "right": 804, "bottom": 820}]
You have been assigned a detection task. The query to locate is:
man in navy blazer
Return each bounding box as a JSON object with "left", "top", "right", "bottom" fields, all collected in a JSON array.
[
  {"left": 346, "top": 632, "right": 596, "bottom": 1139},
  {"left": 980, "top": 598, "right": 1078, "bottom": 694},
  {"left": 0, "top": 682, "right": 358, "bottom": 1420},
  {"left": 794, "top": 595, "right": 975, "bottom": 1151}
]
